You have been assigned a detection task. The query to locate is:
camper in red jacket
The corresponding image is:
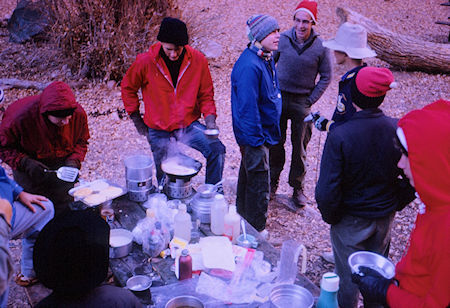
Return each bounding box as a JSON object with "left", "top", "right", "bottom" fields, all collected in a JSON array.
[
  {"left": 122, "top": 17, "right": 225, "bottom": 187},
  {"left": 0, "top": 81, "right": 90, "bottom": 216},
  {"left": 353, "top": 99, "right": 450, "bottom": 308}
]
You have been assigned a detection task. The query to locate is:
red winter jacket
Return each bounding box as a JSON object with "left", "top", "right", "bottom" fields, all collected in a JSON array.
[
  {"left": 121, "top": 42, "right": 216, "bottom": 131},
  {"left": 386, "top": 99, "right": 450, "bottom": 308},
  {"left": 0, "top": 81, "right": 90, "bottom": 169}
]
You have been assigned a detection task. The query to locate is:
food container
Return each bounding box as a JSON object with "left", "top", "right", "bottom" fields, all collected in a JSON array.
[
  {"left": 69, "top": 179, "right": 126, "bottom": 207},
  {"left": 165, "top": 295, "right": 204, "bottom": 308},
  {"left": 348, "top": 251, "right": 395, "bottom": 279},
  {"left": 109, "top": 228, "right": 133, "bottom": 258},
  {"left": 269, "top": 284, "right": 314, "bottom": 308}
]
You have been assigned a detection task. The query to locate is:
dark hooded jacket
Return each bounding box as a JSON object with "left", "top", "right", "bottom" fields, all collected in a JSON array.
[
  {"left": 0, "top": 81, "right": 89, "bottom": 169},
  {"left": 386, "top": 99, "right": 450, "bottom": 308}
]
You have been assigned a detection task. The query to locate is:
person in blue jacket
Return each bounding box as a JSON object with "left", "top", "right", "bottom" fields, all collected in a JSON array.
[
  {"left": 0, "top": 165, "right": 53, "bottom": 307},
  {"left": 231, "top": 14, "right": 282, "bottom": 237}
]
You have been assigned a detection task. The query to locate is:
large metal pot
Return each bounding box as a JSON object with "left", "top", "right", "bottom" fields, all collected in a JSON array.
[
  {"left": 124, "top": 154, "right": 154, "bottom": 202},
  {"left": 165, "top": 295, "right": 204, "bottom": 308},
  {"left": 270, "top": 284, "right": 314, "bottom": 308},
  {"left": 109, "top": 228, "right": 133, "bottom": 258}
]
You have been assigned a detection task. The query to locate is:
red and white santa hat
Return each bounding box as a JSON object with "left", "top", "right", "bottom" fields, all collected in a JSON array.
[
  {"left": 294, "top": 1, "right": 318, "bottom": 24},
  {"left": 351, "top": 67, "right": 398, "bottom": 109}
]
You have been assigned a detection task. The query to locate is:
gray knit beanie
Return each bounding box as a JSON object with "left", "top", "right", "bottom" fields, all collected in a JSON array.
[{"left": 246, "top": 14, "right": 279, "bottom": 42}]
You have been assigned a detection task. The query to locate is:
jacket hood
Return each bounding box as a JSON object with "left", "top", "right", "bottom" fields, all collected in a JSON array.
[
  {"left": 398, "top": 99, "right": 450, "bottom": 211},
  {"left": 39, "top": 81, "right": 77, "bottom": 114}
]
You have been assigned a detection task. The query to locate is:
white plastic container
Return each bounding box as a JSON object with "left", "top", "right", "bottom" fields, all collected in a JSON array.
[
  {"left": 210, "top": 194, "right": 228, "bottom": 235},
  {"left": 223, "top": 205, "right": 240, "bottom": 243},
  {"left": 174, "top": 203, "right": 191, "bottom": 243}
]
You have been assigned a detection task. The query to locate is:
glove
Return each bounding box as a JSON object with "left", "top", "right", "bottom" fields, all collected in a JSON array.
[
  {"left": 351, "top": 266, "right": 392, "bottom": 305},
  {"left": 130, "top": 112, "right": 148, "bottom": 136},
  {"left": 204, "top": 114, "right": 217, "bottom": 129},
  {"left": 20, "top": 157, "right": 49, "bottom": 183},
  {"left": 64, "top": 159, "right": 79, "bottom": 169},
  {"left": 314, "top": 116, "right": 332, "bottom": 131}
]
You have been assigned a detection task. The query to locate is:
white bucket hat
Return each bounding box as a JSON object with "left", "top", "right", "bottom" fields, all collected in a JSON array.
[{"left": 322, "top": 22, "right": 377, "bottom": 59}]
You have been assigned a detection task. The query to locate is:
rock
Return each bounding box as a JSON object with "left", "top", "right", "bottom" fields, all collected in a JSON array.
[
  {"left": 7, "top": 0, "right": 54, "bottom": 43},
  {"left": 201, "top": 40, "right": 222, "bottom": 59},
  {"left": 107, "top": 80, "right": 116, "bottom": 89}
]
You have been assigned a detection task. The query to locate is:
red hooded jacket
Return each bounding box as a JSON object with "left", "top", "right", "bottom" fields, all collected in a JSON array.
[
  {"left": 386, "top": 99, "right": 450, "bottom": 308},
  {"left": 121, "top": 42, "right": 216, "bottom": 131},
  {"left": 0, "top": 81, "right": 90, "bottom": 169}
]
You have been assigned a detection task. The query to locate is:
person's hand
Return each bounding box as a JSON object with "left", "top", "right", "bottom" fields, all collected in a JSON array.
[
  {"left": 314, "top": 116, "right": 332, "bottom": 131},
  {"left": 0, "top": 199, "right": 12, "bottom": 226},
  {"left": 130, "top": 112, "right": 148, "bottom": 136},
  {"left": 17, "top": 192, "right": 48, "bottom": 213},
  {"left": 351, "top": 266, "right": 392, "bottom": 305},
  {"left": 204, "top": 115, "right": 217, "bottom": 129},
  {"left": 20, "top": 157, "right": 49, "bottom": 183}
]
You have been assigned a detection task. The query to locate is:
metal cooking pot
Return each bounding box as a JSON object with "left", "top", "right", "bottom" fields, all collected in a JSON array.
[
  {"left": 270, "top": 284, "right": 314, "bottom": 308},
  {"left": 109, "top": 229, "right": 133, "bottom": 258},
  {"left": 165, "top": 295, "right": 204, "bottom": 308},
  {"left": 161, "top": 153, "right": 202, "bottom": 181}
]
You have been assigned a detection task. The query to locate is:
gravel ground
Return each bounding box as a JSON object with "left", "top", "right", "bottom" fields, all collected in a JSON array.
[{"left": 0, "top": 0, "right": 449, "bottom": 306}]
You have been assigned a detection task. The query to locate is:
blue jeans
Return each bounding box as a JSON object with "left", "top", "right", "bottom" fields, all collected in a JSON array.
[
  {"left": 11, "top": 200, "right": 54, "bottom": 278},
  {"left": 147, "top": 121, "right": 225, "bottom": 185},
  {"left": 0, "top": 287, "right": 8, "bottom": 308}
]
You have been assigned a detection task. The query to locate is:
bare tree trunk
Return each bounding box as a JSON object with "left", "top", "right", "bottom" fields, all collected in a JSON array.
[
  {"left": 0, "top": 78, "right": 87, "bottom": 90},
  {"left": 337, "top": 7, "right": 450, "bottom": 74}
]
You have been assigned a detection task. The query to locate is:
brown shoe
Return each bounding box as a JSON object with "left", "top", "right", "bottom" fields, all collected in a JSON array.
[{"left": 292, "top": 189, "right": 308, "bottom": 208}]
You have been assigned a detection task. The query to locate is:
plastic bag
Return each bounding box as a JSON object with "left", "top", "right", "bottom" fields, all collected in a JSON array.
[{"left": 132, "top": 209, "right": 171, "bottom": 257}]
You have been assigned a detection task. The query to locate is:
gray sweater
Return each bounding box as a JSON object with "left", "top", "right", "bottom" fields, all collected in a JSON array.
[{"left": 274, "top": 28, "right": 332, "bottom": 105}]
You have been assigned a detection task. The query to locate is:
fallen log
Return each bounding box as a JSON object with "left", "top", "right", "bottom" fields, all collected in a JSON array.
[
  {"left": 337, "top": 7, "right": 450, "bottom": 74},
  {"left": 0, "top": 78, "right": 87, "bottom": 90}
]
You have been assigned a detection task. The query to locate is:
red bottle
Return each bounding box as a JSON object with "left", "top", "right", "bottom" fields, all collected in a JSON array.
[{"left": 179, "top": 249, "right": 192, "bottom": 280}]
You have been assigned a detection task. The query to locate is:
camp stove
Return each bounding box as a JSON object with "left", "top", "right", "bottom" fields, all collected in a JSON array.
[{"left": 161, "top": 154, "right": 202, "bottom": 199}]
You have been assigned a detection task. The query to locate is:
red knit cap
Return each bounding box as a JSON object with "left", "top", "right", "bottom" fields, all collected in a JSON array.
[
  {"left": 294, "top": 1, "right": 318, "bottom": 24},
  {"left": 351, "top": 67, "right": 397, "bottom": 108}
]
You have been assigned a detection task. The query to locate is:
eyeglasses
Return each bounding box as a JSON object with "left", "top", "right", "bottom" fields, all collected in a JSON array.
[
  {"left": 393, "top": 135, "right": 408, "bottom": 157},
  {"left": 294, "top": 18, "right": 313, "bottom": 25}
]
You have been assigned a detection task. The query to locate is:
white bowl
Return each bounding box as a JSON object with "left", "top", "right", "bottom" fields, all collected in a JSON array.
[{"left": 348, "top": 251, "right": 395, "bottom": 279}]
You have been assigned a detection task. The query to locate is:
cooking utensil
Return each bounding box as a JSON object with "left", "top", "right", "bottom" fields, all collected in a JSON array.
[
  {"left": 165, "top": 295, "right": 204, "bottom": 308},
  {"left": 44, "top": 166, "right": 79, "bottom": 182},
  {"left": 270, "top": 284, "right": 314, "bottom": 308},
  {"left": 126, "top": 275, "right": 152, "bottom": 292},
  {"left": 240, "top": 219, "right": 251, "bottom": 247},
  {"left": 161, "top": 154, "right": 202, "bottom": 180},
  {"left": 348, "top": 251, "right": 395, "bottom": 279},
  {"left": 109, "top": 228, "right": 133, "bottom": 258},
  {"left": 200, "top": 179, "right": 225, "bottom": 195}
]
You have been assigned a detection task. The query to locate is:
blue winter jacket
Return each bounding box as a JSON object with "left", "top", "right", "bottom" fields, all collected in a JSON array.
[
  {"left": 0, "top": 166, "right": 23, "bottom": 205},
  {"left": 231, "top": 47, "right": 282, "bottom": 147}
]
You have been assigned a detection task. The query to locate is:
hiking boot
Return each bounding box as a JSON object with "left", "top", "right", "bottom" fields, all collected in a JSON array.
[
  {"left": 292, "top": 188, "right": 308, "bottom": 208},
  {"left": 321, "top": 251, "right": 335, "bottom": 264}
]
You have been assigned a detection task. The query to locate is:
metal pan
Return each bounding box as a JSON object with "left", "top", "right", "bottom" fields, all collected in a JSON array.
[{"left": 161, "top": 153, "right": 202, "bottom": 181}]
